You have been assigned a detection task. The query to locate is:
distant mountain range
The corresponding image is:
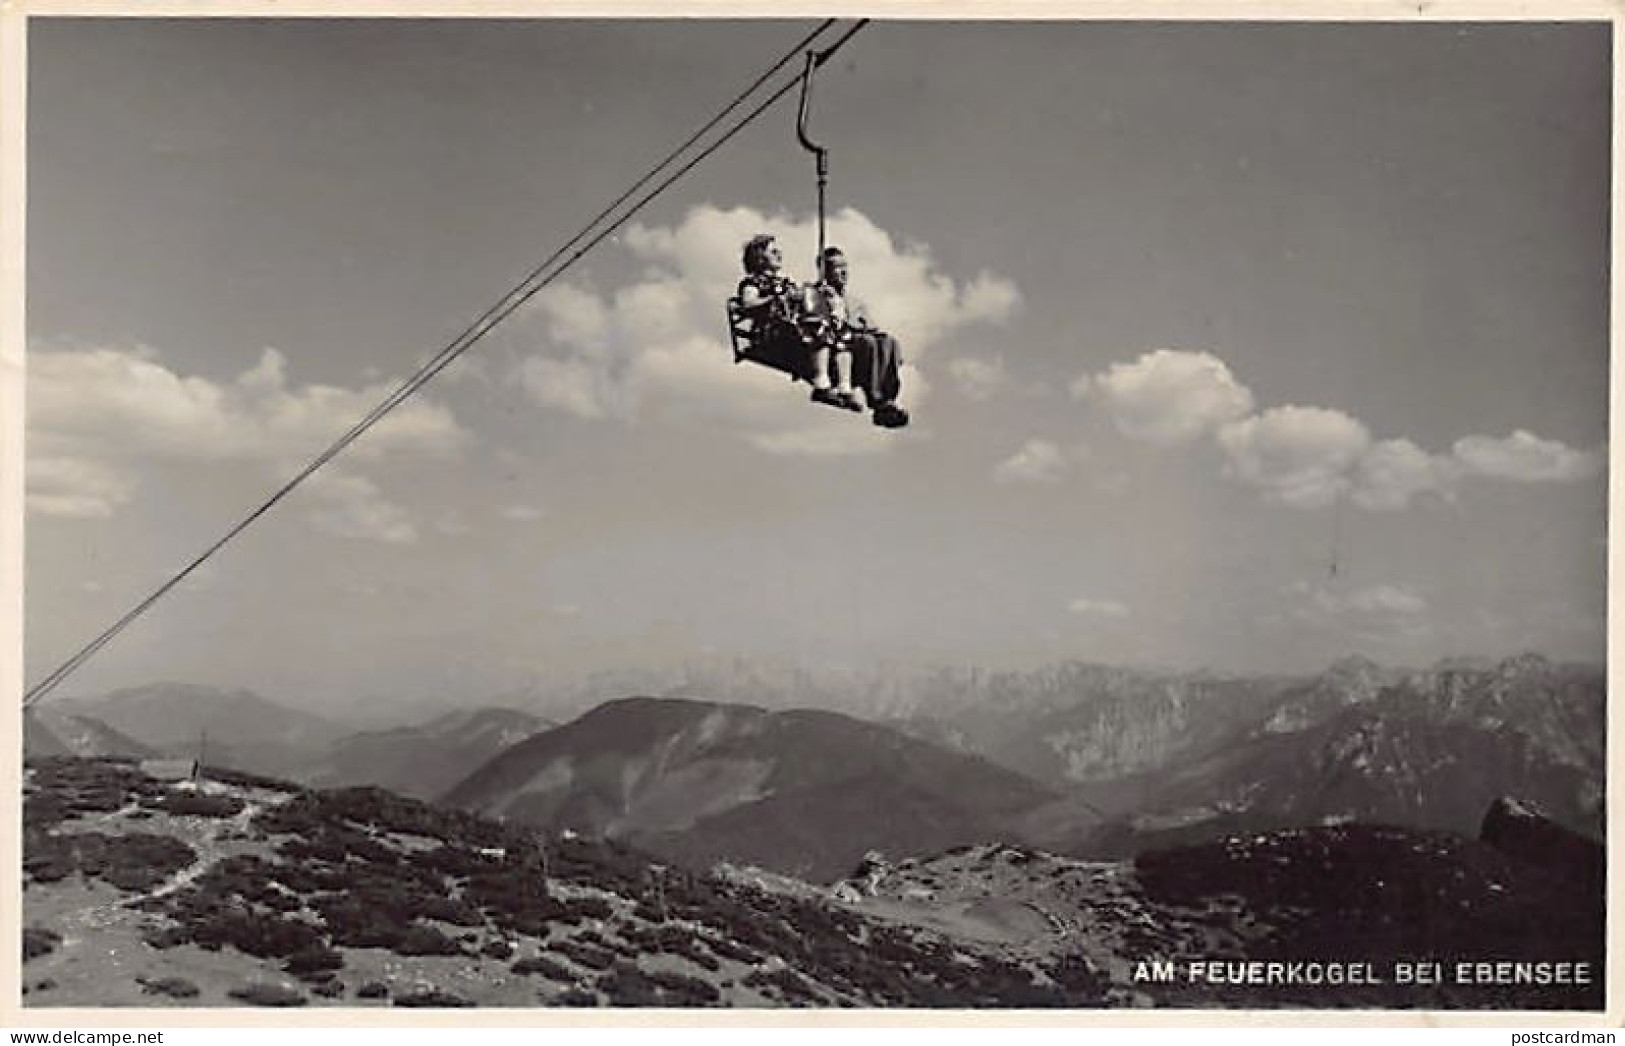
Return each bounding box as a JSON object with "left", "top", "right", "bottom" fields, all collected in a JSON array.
[
  {"left": 25, "top": 707, "right": 159, "bottom": 761},
  {"left": 887, "top": 662, "right": 1297, "bottom": 786},
  {"left": 46, "top": 685, "right": 542, "bottom": 798},
  {"left": 54, "top": 683, "right": 342, "bottom": 779},
  {"left": 34, "top": 652, "right": 1604, "bottom": 879},
  {"left": 442, "top": 696, "right": 1056, "bottom": 882},
  {"left": 296, "top": 707, "right": 549, "bottom": 800},
  {"left": 1074, "top": 654, "right": 1604, "bottom": 856}
]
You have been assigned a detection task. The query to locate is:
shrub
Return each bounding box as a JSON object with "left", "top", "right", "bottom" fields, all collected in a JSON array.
[
  {"left": 392, "top": 923, "right": 463, "bottom": 957},
  {"left": 552, "top": 987, "right": 599, "bottom": 1007},
  {"left": 565, "top": 895, "right": 614, "bottom": 921},
  {"left": 315, "top": 897, "right": 404, "bottom": 950},
  {"left": 141, "top": 924, "right": 193, "bottom": 950},
  {"left": 704, "top": 934, "right": 758, "bottom": 965},
  {"left": 595, "top": 962, "right": 723, "bottom": 1007},
  {"left": 22, "top": 926, "right": 61, "bottom": 962},
  {"left": 24, "top": 794, "right": 70, "bottom": 831},
  {"left": 153, "top": 791, "right": 244, "bottom": 818},
  {"left": 628, "top": 924, "right": 722, "bottom": 971},
  {"left": 550, "top": 938, "right": 616, "bottom": 971},
  {"left": 283, "top": 944, "right": 345, "bottom": 978},
  {"left": 311, "top": 979, "right": 346, "bottom": 999},
  {"left": 227, "top": 982, "right": 308, "bottom": 1007},
  {"left": 645, "top": 968, "right": 721, "bottom": 1005},
  {"left": 273, "top": 862, "right": 348, "bottom": 894},
  {"left": 414, "top": 845, "right": 481, "bottom": 878},
  {"left": 189, "top": 911, "right": 324, "bottom": 960},
  {"left": 356, "top": 981, "right": 390, "bottom": 1000},
  {"left": 35, "top": 832, "right": 198, "bottom": 892},
  {"left": 481, "top": 939, "right": 514, "bottom": 961},
  {"left": 512, "top": 955, "right": 574, "bottom": 981},
  {"left": 393, "top": 989, "right": 475, "bottom": 1008},
  {"left": 414, "top": 895, "right": 483, "bottom": 928},
  {"left": 743, "top": 966, "right": 818, "bottom": 1004},
  {"left": 598, "top": 964, "right": 661, "bottom": 1007},
  {"left": 137, "top": 976, "right": 200, "bottom": 999}
]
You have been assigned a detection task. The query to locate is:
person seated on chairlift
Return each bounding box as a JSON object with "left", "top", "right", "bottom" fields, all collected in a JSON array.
[
  {"left": 736, "top": 233, "right": 861, "bottom": 411},
  {"left": 808, "top": 246, "right": 910, "bottom": 428}
]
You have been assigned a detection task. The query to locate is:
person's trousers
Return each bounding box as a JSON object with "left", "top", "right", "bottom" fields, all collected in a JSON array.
[{"left": 850, "top": 331, "right": 903, "bottom": 406}]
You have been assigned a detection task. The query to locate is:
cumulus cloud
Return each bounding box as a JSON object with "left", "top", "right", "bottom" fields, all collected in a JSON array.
[
  {"left": 27, "top": 344, "right": 468, "bottom": 523},
  {"left": 1453, "top": 430, "right": 1602, "bottom": 483},
  {"left": 27, "top": 456, "right": 133, "bottom": 518},
  {"left": 516, "top": 356, "right": 617, "bottom": 420},
  {"left": 959, "top": 273, "right": 1023, "bottom": 325},
  {"left": 1344, "top": 584, "right": 1428, "bottom": 616},
  {"left": 1068, "top": 597, "right": 1130, "bottom": 618},
  {"left": 1079, "top": 349, "right": 1255, "bottom": 445},
  {"left": 1082, "top": 347, "right": 1598, "bottom": 513},
  {"left": 1294, "top": 581, "right": 1428, "bottom": 619},
  {"left": 947, "top": 356, "right": 1008, "bottom": 401},
  {"left": 31, "top": 346, "right": 467, "bottom": 464},
  {"left": 1350, "top": 438, "right": 1458, "bottom": 511},
  {"left": 1217, "top": 406, "right": 1371, "bottom": 509},
  {"left": 995, "top": 439, "right": 1068, "bottom": 484},
  {"left": 303, "top": 469, "right": 417, "bottom": 545},
  {"left": 509, "top": 204, "right": 1016, "bottom": 455}
]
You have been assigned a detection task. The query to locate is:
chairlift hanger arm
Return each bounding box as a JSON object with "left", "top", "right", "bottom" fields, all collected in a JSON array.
[
  {"left": 794, "top": 21, "right": 866, "bottom": 270},
  {"left": 796, "top": 51, "right": 829, "bottom": 267}
]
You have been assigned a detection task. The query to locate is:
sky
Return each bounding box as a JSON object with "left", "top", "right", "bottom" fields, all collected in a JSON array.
[{"left": 22, "top": 18, "right": 1611, "bottom": 710}]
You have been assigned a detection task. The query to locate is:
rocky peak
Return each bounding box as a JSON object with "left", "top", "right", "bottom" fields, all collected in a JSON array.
[{"left": 1479, "top": 796, "right": 1603, "bottom": 892}]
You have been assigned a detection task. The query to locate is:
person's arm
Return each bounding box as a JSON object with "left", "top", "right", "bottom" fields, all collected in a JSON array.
[
  {"left": 738, "top": 279, "right": 771, "bottom": 313},
  {"left": 848, "top": 293, "right": 877, "bottom": 332}
]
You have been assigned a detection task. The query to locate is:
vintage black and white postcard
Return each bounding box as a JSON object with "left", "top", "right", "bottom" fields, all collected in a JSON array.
[{"left": 2, "top": 4, "right": 1615, "bottom": 1021}]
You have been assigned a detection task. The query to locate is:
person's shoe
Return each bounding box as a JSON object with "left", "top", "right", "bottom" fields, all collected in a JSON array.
[
  {"left": 810, "top": 386, "right": 841, "bottom": 408},
  {"left": 873, "top": 403, "right": 910, "bottom": 428},
  {"left": 835, "top": 390, "right": 864, "bottom": 412}
]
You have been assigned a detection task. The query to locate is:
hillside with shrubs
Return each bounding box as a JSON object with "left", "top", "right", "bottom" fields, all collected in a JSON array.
[{"left": 23, "top": 756, "right": 1601, "bottom": 1009}]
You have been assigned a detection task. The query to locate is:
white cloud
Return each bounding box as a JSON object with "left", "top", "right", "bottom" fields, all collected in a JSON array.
[
  {"left": 510, "top": 204, "right": 1014, "bottom": 453},
  {"left": 304, "top": 469, "right": 417, "bottom": 545},
  {"left": 1080, "top": 349, "right": 1255, "bottom": 445},
  {"left": 528, "top": 283, "right": 611, "bottom": 354},
  {"left": 1217, "top": 406, "right": 1371, "bottom": 509},
  {"left": 27, "top": 344, "right": 469, "bottom": 526},
  {"left": 947, "top": 356, "right": 1007, "bottom": 401},
  {"left": 994, "top": 439, "right": 1067, "bottom": 484},
  {"left": 31, "top": 346, "right": 466, "bottom": 464},
  {"left": 516, "top": 356, "right": 616, "bottom": 420},
  {"left": 748, "top": 421, "right": 894, "bottom": 458},
  {"left": 27, "top": 456, "right": 133, "bottom": 518},
  {"left": 1344, "top": 585, "right": 1428, "bottom": 616},
  {"left": 959, "top": 273, "right": 1023, "bottom": 325},
  {"left": 1452, "top": 430, "right": 1601, "bottom": 483},
  {"left": 1296, "top": 582, "right": 1428, "bottom": 619},
  {"left": 1350, "top": 438, "right": 1458, "bottom": 511},
  {"left": 1068, "top": 597, "right": 1130, "bottom": 618},
  {"left": 1078, "top": 346, "right": 1601, "bottom": 513},
  {"left": 502, "top": 505, "right": 547, "bottom": 523}
]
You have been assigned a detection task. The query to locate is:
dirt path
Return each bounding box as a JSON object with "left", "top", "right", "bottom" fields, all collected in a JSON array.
[{"left": 140, "top": 798, "right": 265, "bottom": 901}]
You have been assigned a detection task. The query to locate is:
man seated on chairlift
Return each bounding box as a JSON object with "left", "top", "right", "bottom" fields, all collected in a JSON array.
[{"left": 809, "top": 246, "right": 910, "bottom": 429}]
